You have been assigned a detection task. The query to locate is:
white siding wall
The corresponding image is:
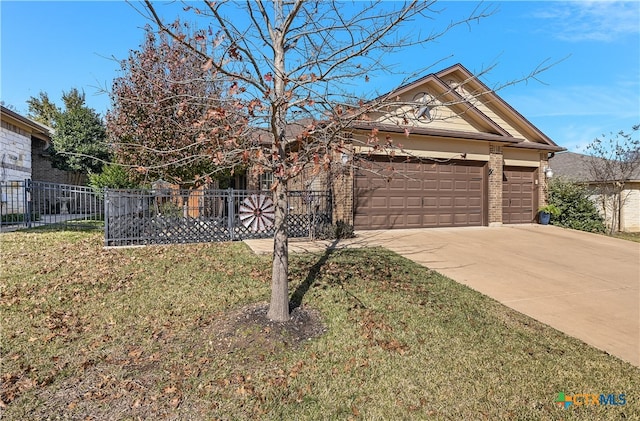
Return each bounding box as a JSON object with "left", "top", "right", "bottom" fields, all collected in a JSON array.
[
  {"left": 589, "top": 186, "right": 640, "bottom": 233},
  {"left": 621, "top": 185, "right": 640, "bottom": 232}
]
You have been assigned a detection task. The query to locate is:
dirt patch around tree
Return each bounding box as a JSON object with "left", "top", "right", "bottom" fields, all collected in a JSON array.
[{"left": 211, "top": 302, "right": 327, "bottom": 358}]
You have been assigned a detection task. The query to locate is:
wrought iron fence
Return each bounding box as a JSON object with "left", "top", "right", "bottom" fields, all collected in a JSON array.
[
  {"left": 0, "top": 180, "right": 103, "bottom": 230},
  {"left": 104, "top": 187, "right": 331, "bottom": 246},
  {"left": 0, "top": 180, "right": 29, "bottom": 228}
]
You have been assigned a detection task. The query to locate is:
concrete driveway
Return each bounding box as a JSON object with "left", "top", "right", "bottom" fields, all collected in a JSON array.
[
  {"left": 355, "top": 225, "right": 640, "bottom": 366},
  {"left": 246, "top": 224, "right": 639, "bottom": 365}
]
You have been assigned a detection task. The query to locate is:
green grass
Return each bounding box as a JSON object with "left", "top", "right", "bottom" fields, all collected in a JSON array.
[
  {"left": 1, "top": 231, "right": 638, "bottom": 420},
  {"left": 611, "top": 231, "right": 640, "bottom": 243}
]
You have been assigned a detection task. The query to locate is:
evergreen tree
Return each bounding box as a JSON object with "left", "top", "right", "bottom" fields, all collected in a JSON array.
[
  {"left": 27, "top": 89, "right": 111, "bottom": 180},
  {"left": 27, "top": 91, "right": 60, "bottom": 128},
  {"left": 49, "top": 89, "right": 110, "bottom": 174}
]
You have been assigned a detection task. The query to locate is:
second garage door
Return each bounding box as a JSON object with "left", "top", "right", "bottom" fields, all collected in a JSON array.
[
  {"left": 354, "top": 159, "right": 486, "bottom": 229},
  {"left": 502, "top": 166, "right": 538, "bottom": 224}
]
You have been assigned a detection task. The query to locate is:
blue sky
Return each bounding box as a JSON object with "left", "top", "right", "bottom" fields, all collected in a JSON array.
[{"left": 1, "top": 1, "right": 638, "bottom": 152}]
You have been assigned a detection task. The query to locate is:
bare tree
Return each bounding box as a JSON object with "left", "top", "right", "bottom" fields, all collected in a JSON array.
[
  {"left": 584, "top": 125, "right": 640, "bottom": 234},
  {"left": 130, "top": 0, "right": 552, "bottom": 321}
]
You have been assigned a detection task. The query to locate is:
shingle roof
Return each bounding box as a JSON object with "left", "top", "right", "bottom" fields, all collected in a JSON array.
[{"left": 550, "top": 151, "right": 640, "bottom": 182}]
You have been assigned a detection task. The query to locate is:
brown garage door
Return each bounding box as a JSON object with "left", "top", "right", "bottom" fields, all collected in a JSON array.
[
  {"left": 354, "top": 159, "right": 486, "bottom": 229},
  {"left": 502, "top": 166, "right": 537, "bottom": 224}
]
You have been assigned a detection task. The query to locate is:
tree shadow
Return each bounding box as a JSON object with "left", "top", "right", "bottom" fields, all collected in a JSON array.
[{"left": 289, "top": 238, "right": 339, "bottom": 311}]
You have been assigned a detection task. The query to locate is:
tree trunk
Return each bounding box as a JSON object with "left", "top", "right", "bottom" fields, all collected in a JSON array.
[
  {"left": 267, "top": 0, "right": 290, "bottom": 322},
  {"left": 267, "top": 181, "right": 289, "bottom": 321}
]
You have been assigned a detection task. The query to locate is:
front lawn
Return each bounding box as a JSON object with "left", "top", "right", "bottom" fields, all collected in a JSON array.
[
  {"left": 611, "top": 231, "right": 640, "bottom": 243},
  {"left": 1, "top": 231, "right": 637, "bottom": 419}
]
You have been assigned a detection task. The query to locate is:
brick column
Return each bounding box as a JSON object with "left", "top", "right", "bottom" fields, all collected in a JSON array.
[
  {"left": 488, "top": 145, "right": 503, "bottom": 226},
  {"left": 331, "top": 162, "right": 354, "bottom": 225}
]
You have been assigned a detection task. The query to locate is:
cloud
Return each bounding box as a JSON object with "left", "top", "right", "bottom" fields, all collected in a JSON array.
[{"left": 532, "top": 1, "right": 640, "bottom": 42}]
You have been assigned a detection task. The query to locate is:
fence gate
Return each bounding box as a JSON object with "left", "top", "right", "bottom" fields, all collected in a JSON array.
[
  {"left": 0, "top": 180, "right": 103, "bottom": 230},
  {"left": 104, "top": 187, "right": 331, "bottom": 246}
]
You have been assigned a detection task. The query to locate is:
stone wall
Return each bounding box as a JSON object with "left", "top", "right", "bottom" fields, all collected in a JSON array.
[
  {"left": 1, "top": 122, "right": 32, "bottom": 214},
  {"left": 1, "top": 122, "right": 32, "bottom": 181}
]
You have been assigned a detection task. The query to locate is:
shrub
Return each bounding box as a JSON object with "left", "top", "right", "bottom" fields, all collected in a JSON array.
[
  {"left": 538, "top": 204, "right": 561, "bottom": 217},
  {"left": 1, "top": 213, "right": 40, "bottom": 224},
  {"left": 547, "top": 178, "right": 605, "bottom": 233},
  {"left": 88, "top": 164, "right": 138, "bottom": 196},
  {"left": 157, "top": 201, "right": 183, "bottom": 218}
]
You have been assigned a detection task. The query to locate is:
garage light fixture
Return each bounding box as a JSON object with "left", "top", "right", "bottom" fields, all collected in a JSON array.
[{"left": 543, "top": 166, "right": 554, "bottom": 178}]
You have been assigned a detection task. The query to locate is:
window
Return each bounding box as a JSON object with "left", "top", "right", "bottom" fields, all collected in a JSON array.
[{"left": 259, "top": 172, "right": 273, "bottom": 191}]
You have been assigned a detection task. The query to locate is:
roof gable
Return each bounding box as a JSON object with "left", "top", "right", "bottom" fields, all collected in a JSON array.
[
  {"left": 435, "top": 64, "right": 556, "bottom": 145},
  {"left": 359, "top": 63, "right": 561, "bottom": 151}
]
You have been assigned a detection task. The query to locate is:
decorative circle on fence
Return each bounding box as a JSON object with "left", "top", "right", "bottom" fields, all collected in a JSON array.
[{"left": 239, "top": 194, "right": 275, "bottom": 232}]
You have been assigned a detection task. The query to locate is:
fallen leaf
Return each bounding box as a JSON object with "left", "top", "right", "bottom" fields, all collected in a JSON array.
[{"left": 128, "top": 348, "right": 143, "bottom": 359}]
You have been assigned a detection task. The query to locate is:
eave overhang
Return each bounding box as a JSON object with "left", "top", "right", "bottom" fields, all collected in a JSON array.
[
  {"left": 349, "top": 121, "right": 566, "bottom": 153},
  {"left": 1, "top": 105, "right": 52, "bottom": 143},
  {"left": 349, "top": 121, "right": 521, "bottom": 144}
]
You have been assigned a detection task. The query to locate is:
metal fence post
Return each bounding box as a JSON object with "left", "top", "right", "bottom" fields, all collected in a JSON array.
[
  {"left": 227, "top": 188, "right": 234, "bottom": 241},
  {"left": 25, "top": 179, "right": 32, "bottom": 228},
  {"left": 104, "top": 188, "right": 109, "bottom": 246}
]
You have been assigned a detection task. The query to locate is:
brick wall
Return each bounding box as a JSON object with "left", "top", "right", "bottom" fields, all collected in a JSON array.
[
  {"left": 31, "top": 139, "right": 87, "bottom": 185},
  {"left": 488, "top": 145, "right": 503, "bottom": 225},
  {"left": 256, "top": 153, "right": 354, "bottom": 226},
  {"left": 286, "top": 160, "right": 354, "bottom": 225},
  {"left": 331, "top": 165, "right": 353, "bottom": 225},
  {"left": 288, "top": 165, "right": 328, "bottom": 192}
]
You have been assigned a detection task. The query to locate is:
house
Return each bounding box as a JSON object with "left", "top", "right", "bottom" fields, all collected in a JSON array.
[
  {"left": 1, "top": 106, "right": 49, "bottom": 214},
  {"left": 1, "top": 105, "right": 84, "bottom": 186},
  {"left": 2, "top": 106, "right": 92, "bottom": 219},
  {"left": 551, "top": 151, "right": 640, "bottom": 232},
  {"left": 1, "top": 105, "right": 49, "bottom": 181},
  {"left": 279, "top": 63, "right": 565, "bottom": 230}
]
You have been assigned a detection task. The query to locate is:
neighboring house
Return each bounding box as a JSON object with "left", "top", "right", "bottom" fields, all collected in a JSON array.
[
  {"left": 1, "top": 105, "right": 83, "bottom": 186},
  {"left": 1, "top": 105, "right": 50, "bottom": 214},
  {"left": 266, "top": 63, "right": 565, "bottom": 230},
  {"left": 2, "top": 106, "right": 90, "bottom": 218},
  {"left": 551, "top": 151, "right": 640, "bottom": 232},
  {"left": 1, "top": 105, "right": 48, "bottom": 181}
]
